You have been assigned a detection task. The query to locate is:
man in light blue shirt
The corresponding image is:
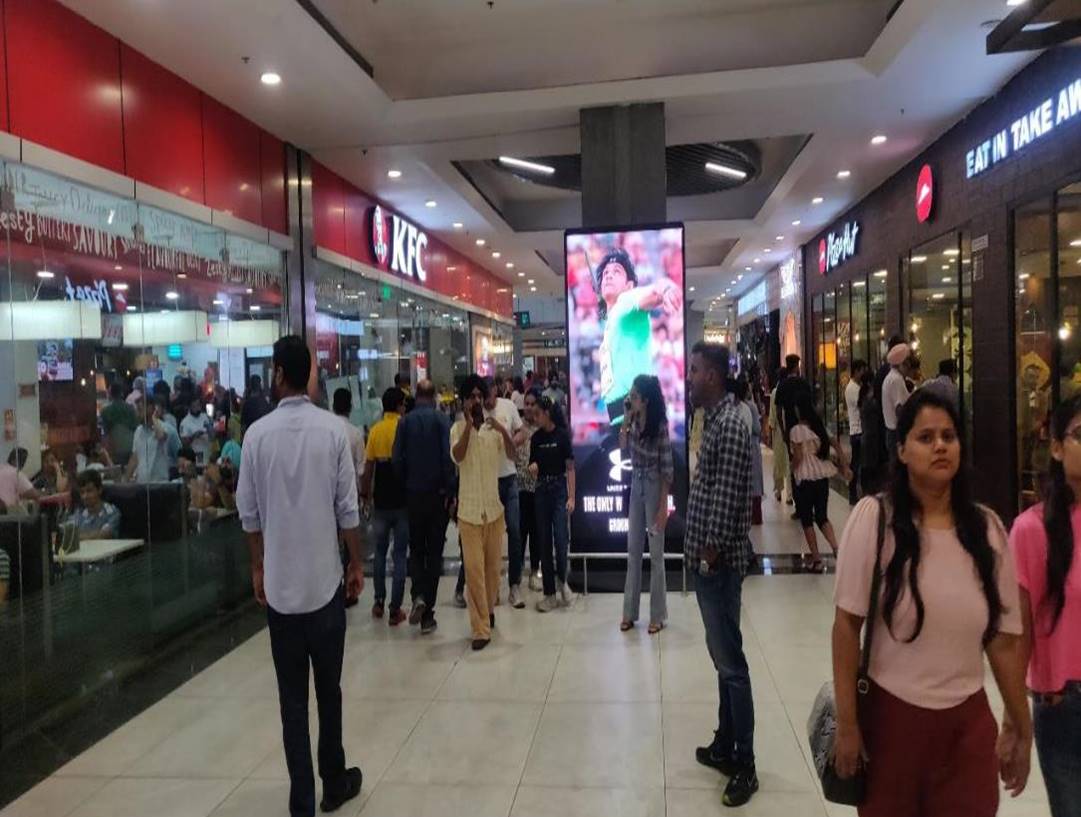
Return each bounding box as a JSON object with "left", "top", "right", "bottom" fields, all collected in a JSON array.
[
  {"left": 236, "top": 335, "right": 364, "bottom": 817},
  {"left": 126, "top": 397, "right": 181, "bottom": 483}
]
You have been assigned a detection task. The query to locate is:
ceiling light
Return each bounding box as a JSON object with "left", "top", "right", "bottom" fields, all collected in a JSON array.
[
  {"left": 498, "top": 156, "right": 555, "bottom": 175},
  {"left": 689, "top": 286, "right": 696, "bottom": 292},
  {"left": 506, "top": 262, "right": 515, "bottom": 269},
  {"left": 453, "top": 222, "right": 464, "bottom": 229},
  {"left": 1019, "top": 272, "right": 1030, "bottom": 280},
  {"left": 212, "top": 299, "right": 224, "bottom": 306},
  {"left": 492, "top": 251, "right": 501, "bottom": 259},
  {"left": 387, "top": 169, "right": 402, "bottom": 179},
  {"left": 447, "top": 265, "right": 457, "bottom": 271},
  {"left": 517, "top": 272, "right": 525, "bottom": 277},
  {"left": 871, "top": 135, "right": 888, "bottom": 145},
  {"left": 853, "top": 281, "right": 866, "bottom": 288},
  {"left": 911, "top": 255, "right": 928, "bottom": 263},
  {"left": 114, "top": 265, "right": 123, "bottom": 271},
  {"left": 812, "top": 197, "right": 824, "bottom": 205},
  {"left": 260, "top": 72, "right": 281, "bottom": 86},
  {"left": 177, "top": 273, "right": 187, "bottom": 279},
  {"left": 942, "top": 277, "right": 953, "bottom": 283},
  {"left": 704, "top": 162, "right": 748, "bottom": 180},
  {"left": 112, "top": 283, "right": 129, "bottom": 291},
  {"left": 476, "top": 239, "right": 486, "bottom": 246},
  {"left": 165, "top": 291, "right": 179, "bottom": 300},
  {"left": 775, "top": 235, "right": 784, "bottom": 241},
  {"left": 942, "top": 264, "right": 950, "bottom": 270},
  {"left": 36, "top": 270, "right": 54, "bottom": 279},
  {"left": 837, "top": 170, "right": 851, "bottom": 179},
  {"left": 126, "top": 305, "right": 137, "bottom": 312},
  {"left": 874, "top": 270, "right": 888, "bottom": 278},
  {"left": 246, "top": 288, "right": 253, "bottom": 294},
  {"left": 1006, "top": 0, "right": 1026, "bottom": 6},
  {"left": 932, "top": 293, "right": 945, "bottom": 300},
  {"left": 527, "top": 279, "right": 535, "bottom": 284},
  {"left": 944, "top": 248, "right": 960, "bottom": 257},
  {"left": 753, "top": 258, "right": 761, "bottom": 264},
  {"left": 425, "top": 200, "right": 437, "bottom": 208},
  {"left": 1069, "top": 238, "right": 1081, "bottom": 247},
  {"left": 737, "top": 274, "right": 744, "bottom": 280},
  {"left": 792, "top": 220, "right": 801, "bottom": 226},
  {"left": 250, "top": 305, "right": 261, "bottom": 311},
  {"left": 529, "top": 286, "right": 537, "bottom": 292}
]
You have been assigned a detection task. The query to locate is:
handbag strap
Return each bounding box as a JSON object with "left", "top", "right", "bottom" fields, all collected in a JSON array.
[{"left": 857, "top": 496, "right": 887, "bottom": 695}]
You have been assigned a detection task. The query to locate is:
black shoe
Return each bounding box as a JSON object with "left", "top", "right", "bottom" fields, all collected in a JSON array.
[
  {"left": 472, "top": 638, "right": 490, "bottom": 651},
  {"left": 344, "top": 596, "right": 358, "bottom": 609},
  {"left": 409, "top": 600, "right": 427, "bottom": 626},
  {"left": 695, "top": 745, "right": 740, "bottom": 777},
  {"left": 489, "top": 613, "right": 495, "bottom": 628},
  {"left": 722, "top": 765, "right": 759, "bottom": 808},
  {"left": 420, "top": 617, "right": 437, "bottom": 635},
  {"left": 320, "top": 767, "right": 362, "bottom": 813}
]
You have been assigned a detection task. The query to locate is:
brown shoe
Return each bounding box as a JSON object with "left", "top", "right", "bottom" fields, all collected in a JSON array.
[
  {"left": 371, "top": 601, "right": 384, "bottom": 619},
  {"left": 388, "top": 608, "right": 407, "bottom": 626}
]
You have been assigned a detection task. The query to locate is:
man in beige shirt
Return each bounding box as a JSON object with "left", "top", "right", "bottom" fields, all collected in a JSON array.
[{"left": 451, "top": 374, "right": 515, "bottom": 651}]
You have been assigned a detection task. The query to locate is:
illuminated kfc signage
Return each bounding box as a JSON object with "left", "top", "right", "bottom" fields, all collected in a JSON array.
[
  {"left": 966, "top": 76, "right": 1081, "bottom": 179},
  {"left": 818, "top": 221, "right": 860, "bottom": 275},
  {"left": 369, "top": 205, "right": 428, "bottom": 282}
]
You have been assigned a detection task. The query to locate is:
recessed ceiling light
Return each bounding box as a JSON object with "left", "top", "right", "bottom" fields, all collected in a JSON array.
[
  {"left": 250, "top": 305, "right": 261, "bottom": 311},
  {"left": 126, "top": 305, "right": 137, "bottom": 312},
  {"left": 942, "top": 264, "right": 950, "bottom": 270},
  {"left": 792, "top": 220, "right": 801, "bottom": 226},
  {"left": 213, "top": 299, "right": 224, "bottom": 306},
  {"left": 177, "top": 273, "right": 187, "bottom": 279},
  {"left": 1019, "top": 272, "right": 1030, "bottom": 280},
  {"left": 837, "top": 170, "right": 851, "bottom": 179},
  {"left": 529, "top": 286, "right": 537, "bottom": 292},
  {"left": 506, "top": 262, "right": 515, "bottom": 269},
  {"left": 112, "top": 283, "right": 129, "bottom": 291},
  {"left": 737, "top": 274, "right": 744, "bottom": 281},
  {"left": 114, "top": 265, "right": 123, "bottom": 271},
  {"left": 812, "top": 197, "right": 824, "bottom": 205},
  {"left": 745, "top": 266, "right": 752, "bottom": 272},
  {"left": 942, "top": 276, "right": 953, "bottom": 283},
  {"left": 704, "top": 162, "right": 748, "bottom": 180},
  {"left": 853, "top": 281, "right": 866, "bottom": 288},
  {"left": 775, "top": 236, "right": 784, "bottom": 241},
  {"left": 160, "top": 309, "right": 170, "bottom": 314},
  {"left": 874, "top": 270, "right": 888, "bottom": 278},
  {"left": 492, "top": 251, "right": 501, "bottom": 259},
  {"left": 165, "top": 290, "right": 179, "bottom": 300},
  {"left": 944, "top": 248, "right": 960, "bottom": 256},
  {"left": 527, "top": 279, "right": 535, "bottom": 284},
  {"left": 689, "top": 286, "right": 696, "bottom": 292},
  {"left": 260, "top": 72, "right": 281, "bottom": 86},
  {"left": 425, "top": 200, "right": 437, "bottom": 208},
  {"left": 1006, "top": 0, "right": 1026, "bottom": 6},
  {"left": 753, "top": 258, "right": 761, "bottom": 264},
  {"left": 871, "top": 135, "right": 888, "bottom": 145},
  {"left": 36, "top": 270, "right": 53, "bottom": 279},
  {"left": 246, "top": 288, "right": 254, "bottom": 294},
  {"left": 517, "top": 272, "right": 525, "bottom": 277},
  {"left": 476, "top": 239, "right": 486, "bottom": 246},
  {"left": 447, "top": 265, "right": 457, "bottom": 271},
  {"left": 387, "top": 169, "right": 402, "bottom": 179},
  {"left": 932, "top": 293, "right": 946, "bottom": 300},
  {"left": 369, "top": 312, "right": 380, "bottom": 319},
  {"left": 498, "top": 156, "right": 555, "bottom": 175},
  {"left": 453, "top": 222, "right": 464, "bottom": 230},
  {"left": 911, "top": 255, "right": 928, "bottom": 263}
]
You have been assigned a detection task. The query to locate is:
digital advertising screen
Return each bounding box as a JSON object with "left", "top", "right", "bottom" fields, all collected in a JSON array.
[{"left": 564, "top": 224, "right": 688, "bottom": 554}]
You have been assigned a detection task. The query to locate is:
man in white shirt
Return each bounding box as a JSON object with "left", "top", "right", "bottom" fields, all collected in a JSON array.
[
  {"left": 179, "top": 398, "right": 212, "bottom": 466},
  {"left": 127, "top": 397, "right": 181, "bottom": 483},
  {"left": 881, "top": 343, "right": 912, "bottom": 463},
  {"left": 484, "top": 378, "right": 527, "bottom": 608},
  {"left": 844, "top": 360, "right": 867, "bottom": 506},
  {"left": 236, "top": 336, "right": 364, "bottom": 817}
]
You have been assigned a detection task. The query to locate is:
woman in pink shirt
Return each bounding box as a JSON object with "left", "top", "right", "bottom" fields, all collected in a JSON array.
[
  {"left": 831, "top": 390, "right": 1032, "bottom": 816},
  {"left": 1009, "top": 395, "right": 1081, "bottom": 817}
]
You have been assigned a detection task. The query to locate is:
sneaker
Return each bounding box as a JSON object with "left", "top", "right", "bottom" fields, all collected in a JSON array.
[
  {"left": 420, "top": 618, "right": 438, "bottom": 635},
  {"left": 536, "top": 595, "right": 559, "bottom": 613},
  {"left": 409, "top": 600, "right": 427, "bottom": 626},
  {"left": 722, "top": 765, "right": 759, "bottom": 808},
  {"left": 528, "top": 571, "right": 542, "bottom": 592},
  {"left": 371, "top": 601, "right": 385, "bottom": 619},
  {"left": 388, "top": 608, "right": 407, "bottom": 626},
  {"left": 695, "top": 744, "right": 739, "bottom": 777},
  {"left": 454, "top": 591, "right": 467, "bottom": 608},
  {"left": 471, "top": 638, "right": 490, "bottom": 651},
  {"left": 320, "top": 766, "right": 362, "bottom": 813},
  {"left": 559, "top": 581, "right": 576, "bottom": 606},
  {"left": 509, "top": 585, "right": 525, "bottom": 609}
]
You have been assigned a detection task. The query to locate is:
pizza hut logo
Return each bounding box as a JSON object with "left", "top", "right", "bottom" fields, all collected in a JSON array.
[
  {"left": 370, "top": 205, "right": 390, "bottom": 268},
  {"left": 820, "top": 222, "right": 860, "bottom": 274},
  {"left": 916, "top": 164, "right": 934, "bottom": 224}
]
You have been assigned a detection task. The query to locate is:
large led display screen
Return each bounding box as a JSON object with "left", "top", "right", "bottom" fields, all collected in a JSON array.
[{"left": 565, "top": 224, "right": 688, "bottom": 554}]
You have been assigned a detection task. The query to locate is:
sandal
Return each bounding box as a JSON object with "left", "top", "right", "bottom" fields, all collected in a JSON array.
[
  {"left": 648, "top": 622, "right": 664, "bottom": 635},
  {"left": 620, "top": 620, "right": 634, "bottom": 632}
]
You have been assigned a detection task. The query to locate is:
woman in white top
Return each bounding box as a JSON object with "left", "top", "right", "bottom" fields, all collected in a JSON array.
[{"left": 789, "top": 391, "right": 849, "bottom": 572}]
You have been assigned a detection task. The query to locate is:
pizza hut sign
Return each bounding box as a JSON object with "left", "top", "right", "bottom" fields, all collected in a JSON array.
[
  {"left": 64, "top": 276, "right": 124, "bottom": 312},
  {"left": 369, "top": 205, "right": 428, "bottom": 283},
  {"left": 818, "top": 221, "right": 860, "bottom": 275}
]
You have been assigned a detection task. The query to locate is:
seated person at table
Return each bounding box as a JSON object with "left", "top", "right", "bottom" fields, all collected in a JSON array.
[
  {"left": 0, "top": 447, "right": 40, "bottom": 513},
  {"left": 127, "top": 396, "right": 181, "bottom": 483},
  {"left": 72, "top": 471, "right": 121, "bottom": 540},
  {"left": 219, "top": 430, "right": 242, "bottom": 471},
  {"left": 32, "top": 448, "right": 70, "bottom": 495},
  {"left": 178, "top": 447, "right": 236, "bottom": 511},
  {"left": 76, "top": 440, "right": 114, "bottom": 474},
  {"left": 180, "top": 398, "right": 213, "bottom": 466}
]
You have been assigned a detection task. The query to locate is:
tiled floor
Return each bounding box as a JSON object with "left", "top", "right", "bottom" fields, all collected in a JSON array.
[{"left": 0, "top": 485, "right": 1051, "bottom": 817}]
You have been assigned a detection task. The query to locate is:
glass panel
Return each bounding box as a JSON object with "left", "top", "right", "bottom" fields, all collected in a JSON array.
[
  {"left": 836, "top": 283, "right": 852, "bottom": 436},
  {"left": 811, "top": 293, "right": 823, "bottom": 408},
  {"left": 868, "top": 269, "right": 888, "bottom": 369},
  {"left": 851, "top": 274, "right": 870, "bottom": 369},
  {"left": 822, "top": 290, "right": 837, "bottom": 435},
  {"left": 959, "top": 232, "right": 973, "bottom": 445},
  {"left": 1015, "top": 198, "right": 1054, "bottom": 509},
  {"left": 1057, "top": 183, "right": 1081, "bottom": 402}
]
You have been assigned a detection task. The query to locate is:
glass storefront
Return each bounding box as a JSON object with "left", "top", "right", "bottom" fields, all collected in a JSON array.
[
  {"left": 1014, "top": 182, "right": 1081, "bottom": 508},
  {"left": 0, "top": 160, "right": 285, "bottom": 736}
]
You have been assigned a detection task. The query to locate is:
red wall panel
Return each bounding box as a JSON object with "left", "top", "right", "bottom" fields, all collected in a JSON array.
[
  {"left": 202, "top": 94, "right": 262, "bottom": 224},
  {"left": 0, "top": 3, "right": 9, "bottom": 133},
  {"left": 260, "top": 130, "right": 287, "bottom": 234},
  {"left": 343, "top": 182, "right": 373, "bottom": 263},
  {"left": 5, "top": 0, "right": 124, "bottom": 173},
  {"left": 311, "top": 161, "right": 346, "bottom": 256},
  {"left": 120, "top": 44, "right": 203, "bottom": 202}
]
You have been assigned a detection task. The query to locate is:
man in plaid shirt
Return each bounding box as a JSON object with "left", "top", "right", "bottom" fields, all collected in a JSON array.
[{"left": 685, "top": 342, "right": 758, "bottom": 808}]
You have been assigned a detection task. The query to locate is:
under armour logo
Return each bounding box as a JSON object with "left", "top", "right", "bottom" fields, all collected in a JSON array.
[{"left": 609, "top": 449, "right": 632, "bottom": 482}]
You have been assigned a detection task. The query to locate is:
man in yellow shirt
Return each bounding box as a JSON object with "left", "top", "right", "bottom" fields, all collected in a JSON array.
[
  {"left": 360, "top": 387, "right": 409, "bottom": 625},
  {"left": 451, "top": 374, "right": 516, "bottom": 651}
]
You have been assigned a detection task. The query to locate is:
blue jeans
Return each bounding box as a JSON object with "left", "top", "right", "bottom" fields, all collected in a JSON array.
[
  {"left": 499, "top": 474, "right": 523, "bottom": 586},
  {"left": 1034, "top": 686, "right": 1081, "bottom": 817},
  {"left": 624, "top": 469, "right": 666, "bottom": 624},
  {"left": 695, "top": 565, "right": 755, "bottom": 766},
  {"left": 535, "top": 478, "right": 569, "bottom": 597},
  {"left": 372, "top": 507, "right": 409, "bottom": 611}
]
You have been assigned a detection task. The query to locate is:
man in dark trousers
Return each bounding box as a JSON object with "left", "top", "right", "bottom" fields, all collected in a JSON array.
[
  {"left": 772, "top": 354, "right": 812, "bottom": 520},
  {"left": 236, "top": 336, "right": 364, "bottom": 817},
  {"left": 393, "top": 379, "right": 454, "bottom": 634},
  {"left": 241, "top": 374, "right": 272, "bottom": 435}
]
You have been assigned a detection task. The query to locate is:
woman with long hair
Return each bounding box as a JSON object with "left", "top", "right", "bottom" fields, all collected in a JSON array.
[
  {"left": 789, "top": 392, "right": 848, "bottom": 572},
  {"left": 1008, "top": 394, "right": 1081, "bottom": 817},
  {"left": 768, "top": 368, "right": 791, "bottom": 504},
  {"left": 619, "top": 374, "right": 674, "bottom": 633},
  {"left": 832, "top": 390, "right": 1031, "bottom": 816},
  {"left": 529, "top": 395, "right": 576, "bottom": 612}
]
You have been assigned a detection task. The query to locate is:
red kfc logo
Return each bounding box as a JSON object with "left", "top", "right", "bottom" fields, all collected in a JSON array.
[
  {"left": 916, "top": 164, "right": 934, "bottom": 224},
  {"left": 370, "top": 206, "right": 390, "bottom": 268}
]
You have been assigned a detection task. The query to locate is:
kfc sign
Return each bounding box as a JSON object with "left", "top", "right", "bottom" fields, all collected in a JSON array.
[
  {"left": 369, "top": 206, "right": 428, "bottom": 283},
  {"left": 818, "top": 222, "right": 859, "bottom": 275},
  {"left": 916, "top": 164, "right": 934, "bottom": 223}
]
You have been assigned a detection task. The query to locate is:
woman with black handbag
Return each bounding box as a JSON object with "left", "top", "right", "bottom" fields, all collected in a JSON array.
[{"left": 830, "top": 390, "right": 1032, "bottom": 815}]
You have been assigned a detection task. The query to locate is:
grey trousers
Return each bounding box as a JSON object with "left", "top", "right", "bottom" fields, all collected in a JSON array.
[{"left": 623, "top": 469, "right": 667, "bottom": 624}]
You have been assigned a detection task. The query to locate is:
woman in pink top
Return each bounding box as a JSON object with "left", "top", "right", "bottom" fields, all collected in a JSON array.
[
  {"left": 1009, "top": 395, "right": 1081, "bottom": 817},
  {"left": 831, "top": 390, "right": 1032, "bottom": 816}
]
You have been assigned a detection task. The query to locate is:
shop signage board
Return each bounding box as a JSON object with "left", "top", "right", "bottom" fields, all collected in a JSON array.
[
  {"left": 514, "top": 310, "right": 531, "bottom": 328},
  {"left": 818, "top": 221, "right": 860, "bottom": 274},
  {"left": 916, "top": 164, "right": 934, "bottom": 223},
  {"left": 780, "top": 257, "right": 798, "bottom": 299},
  {"left": 966, "top": 76, "right": 1081, "bottom": 179},
  {"left": 369, "top": 205, "right": 429, "bottom": 283}
]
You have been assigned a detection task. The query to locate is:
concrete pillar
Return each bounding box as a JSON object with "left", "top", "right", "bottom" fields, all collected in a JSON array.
[{"left": 580, "top": 103, "right": 666, "bottom": 228}]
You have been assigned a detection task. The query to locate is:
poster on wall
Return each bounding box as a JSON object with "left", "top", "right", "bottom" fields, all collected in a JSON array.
[
  {"left": 564, "top": 224, "right": 687, "bottom": 555},
  {"left": 472, "top": 327, "right": 493, "bottom": 378}
]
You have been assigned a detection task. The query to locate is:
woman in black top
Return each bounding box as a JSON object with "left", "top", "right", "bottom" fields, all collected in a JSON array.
[{"left": 529, "top": 396, "right": 576, "bottom": 612}]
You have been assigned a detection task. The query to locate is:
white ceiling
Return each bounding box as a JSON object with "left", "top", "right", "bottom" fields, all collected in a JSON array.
[{"left": 61, "top": 0, "right": 1037, "bottom": 311}]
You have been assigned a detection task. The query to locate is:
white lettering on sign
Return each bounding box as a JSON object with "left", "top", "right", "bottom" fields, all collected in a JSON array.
[
  {"left": 64, "top": 276, "right": 112, "bottom": 312},
  {"left": 374, "top": 207, "right": 428, "bottom": 283},
  {"left": 819, "top": 222, "right": 859, "bottom": 274},
  {"left": 967, "top": 77, "right": 1081, "bottom": 179},
  {"left": 780, "top": 257, "right": 797, "bottom": 300}
]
